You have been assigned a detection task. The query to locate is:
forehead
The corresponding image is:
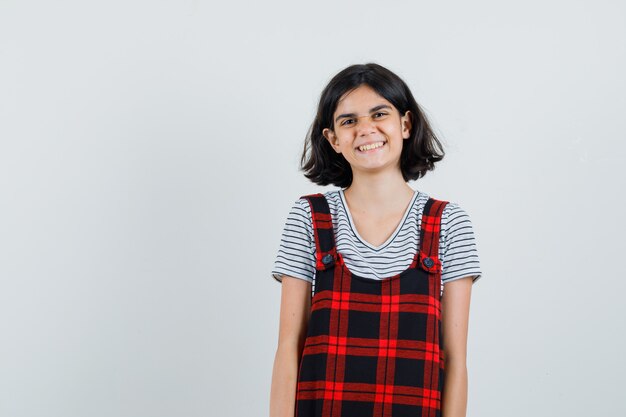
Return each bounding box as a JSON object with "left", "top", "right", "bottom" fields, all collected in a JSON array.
[{"left": 334, "top": 84, "right": 393, "bottom": 113}]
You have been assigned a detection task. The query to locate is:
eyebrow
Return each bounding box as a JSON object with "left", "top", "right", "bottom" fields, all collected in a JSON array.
[{"left": 335, "top": 104, "right": 393, "bottom": 123}]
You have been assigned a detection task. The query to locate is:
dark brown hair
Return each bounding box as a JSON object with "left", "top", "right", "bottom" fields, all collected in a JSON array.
[{"left": 300, "top": 63, "right": 445, "bottom": 188}]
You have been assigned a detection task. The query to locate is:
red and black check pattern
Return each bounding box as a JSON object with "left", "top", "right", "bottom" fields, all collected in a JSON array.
[{"left": 295, "top": 193, "right": 449, "bottom": 417}]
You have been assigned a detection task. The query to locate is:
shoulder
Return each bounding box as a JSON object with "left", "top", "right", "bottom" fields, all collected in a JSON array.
[
  {"left": 416, "top": 191, "right": 473, "bottom": 224},
  {"left": 277, "top": 197, "right": 314, "bottom": 239},
  {"left": 299, "top": 189, "right": 341, "bottom": 201},
  {"left": 436, "top": 200, "right": 483, "bottom": 283},
  {"left": 440, "top": 201, "right": 476, "bottom": 231},
  {"left": 421, "top": 195, "right": 478, "bottom": 243},
  {"left": 284, "top": 197, "right": 312, "bottom": 221},
  {"left": 418, "top": 193, "right": 466, "bottom": 217},
  {"left": 296, "top": 189, "right": 342, "bottom": 213},
  {"left": 283, "top": 190, "right": 341, "bottom": 227}
]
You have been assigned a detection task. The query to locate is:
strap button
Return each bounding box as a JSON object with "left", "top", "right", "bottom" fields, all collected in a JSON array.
[
  {"left": 322, "top": 253, "right": 334, "bottom": 266},
  {"left": 422, "top": 257, "right": 434, "bottom": 268}
]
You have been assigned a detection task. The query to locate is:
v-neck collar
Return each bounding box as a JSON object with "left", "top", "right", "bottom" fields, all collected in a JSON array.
[{"left": 338, "top": 188, "right": 420, "bottom": 251}]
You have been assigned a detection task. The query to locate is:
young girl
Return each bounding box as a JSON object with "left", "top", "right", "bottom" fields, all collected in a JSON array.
[{"left": 269, "top": 63, "right": 482, "bottom": 417}]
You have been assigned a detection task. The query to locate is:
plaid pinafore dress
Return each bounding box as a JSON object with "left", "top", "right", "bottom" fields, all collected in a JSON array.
[{"left": 295, "top": 193, "right": 448, "bottom": 417}]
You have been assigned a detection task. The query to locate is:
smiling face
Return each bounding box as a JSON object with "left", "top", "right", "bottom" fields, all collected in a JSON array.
[{"left": 323, "top": 84, "right": 412, "bottom": 178}]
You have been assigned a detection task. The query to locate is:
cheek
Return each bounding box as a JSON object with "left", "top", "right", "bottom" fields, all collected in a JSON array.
[
  {"left": 337, "top": 132, "right": 353, "bottom": 144},
  {"left": 382, "top": 122, "right": 400, "bottom": 135}
]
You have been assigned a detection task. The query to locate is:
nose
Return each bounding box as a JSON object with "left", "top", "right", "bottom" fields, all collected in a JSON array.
[{"left": 355, "top": 115, "right": 376, "bottom": 136}]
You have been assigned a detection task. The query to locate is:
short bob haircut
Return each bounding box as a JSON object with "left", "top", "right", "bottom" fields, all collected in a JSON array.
[{"left": 301, "top": 63, "right": 445, "bottom": 188}]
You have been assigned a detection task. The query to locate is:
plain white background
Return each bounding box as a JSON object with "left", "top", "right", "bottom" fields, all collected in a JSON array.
[{"left": 1, "top": 0, "right": 625, "bottom": 416}]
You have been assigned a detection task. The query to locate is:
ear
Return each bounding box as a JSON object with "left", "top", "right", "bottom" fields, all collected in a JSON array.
[
  {"left": 323, "top": 128, "right": 341, "bottom": 153},
  {"left": 401, "top": 110, "right": 413, "bottom": 139}
]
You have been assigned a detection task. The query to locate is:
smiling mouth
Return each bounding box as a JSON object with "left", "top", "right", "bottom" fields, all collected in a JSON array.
[{"left": 356, "top": 140, "right": 387, "bottom": 152}]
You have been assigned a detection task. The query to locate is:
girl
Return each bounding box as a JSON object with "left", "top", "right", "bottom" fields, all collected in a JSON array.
[{"left": 269, "top": 63, "right": 482, "bottom": 417}]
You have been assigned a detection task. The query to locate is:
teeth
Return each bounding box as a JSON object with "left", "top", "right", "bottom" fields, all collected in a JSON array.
[{"left": 358, "top": 141, "right": 385, "bottom": 152}]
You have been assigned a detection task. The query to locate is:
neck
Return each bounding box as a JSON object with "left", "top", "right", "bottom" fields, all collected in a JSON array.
[{"left": 343, "top": 169, "right": 414, "bottom": 210}]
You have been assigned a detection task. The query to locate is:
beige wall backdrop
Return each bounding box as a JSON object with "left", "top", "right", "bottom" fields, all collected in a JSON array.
[{"left": 1, "top": 0, "right": 624, "bottom": 416}]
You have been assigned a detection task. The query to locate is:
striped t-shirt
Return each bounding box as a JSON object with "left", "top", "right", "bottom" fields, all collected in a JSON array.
[{"left": 271, "top": 188, "right": 483, "bottom": 297}]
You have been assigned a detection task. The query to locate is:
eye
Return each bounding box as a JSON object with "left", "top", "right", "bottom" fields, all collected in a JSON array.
[
  {"left": 340, "top": 118, "right": 355, "bottom": 126},
  {"left": 373, "top": 112, "right": 388, "bottom": 118}
]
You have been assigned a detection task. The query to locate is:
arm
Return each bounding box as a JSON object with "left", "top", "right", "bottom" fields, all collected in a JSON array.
[
  {"left": 269, "top": 276, "right": 311, "bottom": 417},
  {"left": 441, "top": 276, "right": 473, "bottom": 417}
]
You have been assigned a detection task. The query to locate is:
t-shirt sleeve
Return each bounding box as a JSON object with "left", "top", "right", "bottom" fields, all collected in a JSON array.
[
  {"left": 271, "top": 197, "right": 316, "bottom": 284},
  {"left": 439, "top": 202, "right": 483, "bottom": 285}
]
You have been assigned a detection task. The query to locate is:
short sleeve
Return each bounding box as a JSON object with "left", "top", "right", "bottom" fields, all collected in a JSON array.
[
  {"left": 439, "top": 202, "right": 483, "bottom": 285},
  {"left": 271, "top": 198, "right": 316, "bottom": 284}
]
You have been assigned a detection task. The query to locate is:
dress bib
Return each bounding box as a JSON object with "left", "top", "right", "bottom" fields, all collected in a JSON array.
[{"left": 295, "top": 193, "right": 448, "bottom": 417}]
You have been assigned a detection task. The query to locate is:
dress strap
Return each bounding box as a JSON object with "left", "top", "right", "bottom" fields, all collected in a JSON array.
[
  {"left": 418, "top": 197, "right": 449, "bottom": 274},
  {"left": 300, "top": 193, "right": 337, "bottom": 272}
]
